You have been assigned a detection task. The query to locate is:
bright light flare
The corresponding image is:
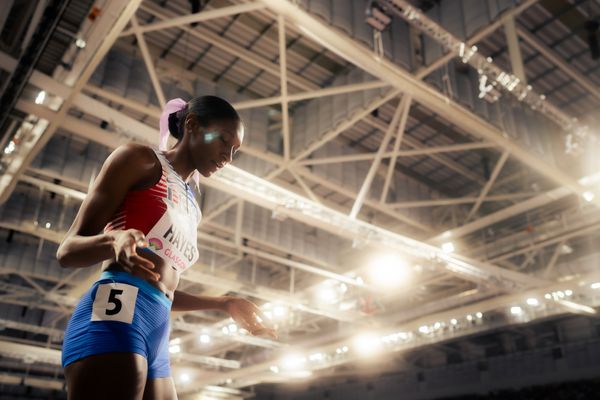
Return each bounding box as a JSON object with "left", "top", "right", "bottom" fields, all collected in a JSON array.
[
  {"left": 510, "top": 306, "right": 523, "bottom": 315},
  {"left": 318, "top": 287, "right": 337, "bottom": 303},
  {"left": 281, "top": 353, "right": 307, "bottom": 370},
  {"left": 591, "top": 282, "right": 600, "bottom": 289},
  {"left": 442, "top": 242, "right": 455, "bottom": 253},
  {"left": 367, "top": 253, "right": 411, "bottom": 287},
  {"left": 199, "top": 334, "right": 210, "bottom": 344},
  {"left": 583, "top": 191, "right": 595, "bottom": 202},
  {"left": 75, "top": 38, "right": 86, "bottom": 48},
  {"left": 35, "top": 91, "right": 46, "bottom": 105},
  {"left": 353, "top": 333, "right": 382, "bottom": 356},
  {"left": 527, "top": 298, "right": 539, "bottom": 306},
  {"left": 273, "top": 305, "right": 287, "bottom": 318}
]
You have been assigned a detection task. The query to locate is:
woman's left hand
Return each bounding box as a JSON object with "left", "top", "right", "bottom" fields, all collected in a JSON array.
[{"left": 224, "top": 297, "right": 277, "bottom": 339}]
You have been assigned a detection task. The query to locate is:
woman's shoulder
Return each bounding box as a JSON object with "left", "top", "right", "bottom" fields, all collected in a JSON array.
[
  {"left": 105, "top": 143, "right": 162, "bottom": 188},
  {"left": 108, "top": 143, "right": 161, "bottom": 168}
]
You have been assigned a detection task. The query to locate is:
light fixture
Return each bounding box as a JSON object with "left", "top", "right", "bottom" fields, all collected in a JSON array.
[
  {"left": 565, "top": 289, "right": 573, "bottom": 296},
  {"left": 308, "top": 352, "right": 324, "bottom": 362},
  {"left": 270, "top": 365, "right": 279, "bottom": 373},
  {"left": 441, "top": 242, "right": 455, "bottom": 253},
  {"left": 45, "top": 222, "right": 51, "bottom": 229},
  {"left": 510, "top": 306, "right": 523, "bottom": 315},
  {"left": 545, "top": 293, "right": 552, "bottom": 299},
  {"left": 466, "top": 314, "right": 473, "bottom": 321},
  {"left": 591, "top": 282, "right": 600, "bottom": 289},
  {"left": 222, "top": 326, "right": 229, "bottom": 335},
  {"left": 450, "top": 319, "right": 458, "bottom": 325},
  {"left": 418, "top": 325, "right": 429, "bottom": 334},
  {"left": 560, "top": 244, "right": 573, "bottom": 255},
  {"left": 75, "top": 38, "right": 86, "bottom": 49},
  {"left": 336, "top": 346, "right": 349, "bottom": 354},
  {"left": 526, "top": 298, "right": 539, "bottom": 306},
  {"left": 353, "top": 333, "right": 382, "bottom": 355},
  {"left": 281, "top": 353, "right": 307, "bottom": 370},
  {"left": 583, "top": 191, "right": 595, "bottom": 202},
  {"left": 368, "top": 253, "right": 410, "bottom": 287},
  {"left": 273, "top": 305, "right": 287, "bottom": 318},
  {"left": 35, "top": 90, "right": 46, "bottom": 105},
  {"left": 4, "top": 141, "right": 15, "bottom": 155},
  {"left": 318, "top": 287, "right": 337, "bottom": 303},
  {"left": 179, "top": 373, "right": 190, "bottom": 383},
  {"left": 199, "top": 334, "right": 210, "bottom": 344},
  {"left": 228, "top": 323, "right": 238, "bottom": 333},
  {"left": 475, "top": 312, "right": 483, "bottom": 319},
  {"left": 169, "top": 344, "right": 181, "bottom": 354}
]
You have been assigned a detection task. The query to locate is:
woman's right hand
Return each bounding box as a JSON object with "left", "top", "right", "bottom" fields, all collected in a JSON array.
[{"left": 110, "top": 229, "right": 159, "bottom": 281}]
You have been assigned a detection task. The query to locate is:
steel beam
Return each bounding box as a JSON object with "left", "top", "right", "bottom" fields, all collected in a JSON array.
[
  {"left": 504, "top": 16, "right": 527, "bottom": 83},
  {"left": 351, "top": 96, "right": 408, "bottom": 218},
  {"left": 0, "top": 1, "right": 143, "bottom": 204},
  {"left": 381, "top": 96, "right": 412, "bottom": 203},
  {"left": 120, "top": 2, "right": 266, "bottom": 37},
  {"left": 465, "top": 151, "right": 510, "bottom": 221},
  {"left": 517, "top": 27, "right": 600, "bottom": 101},
  {"left": 259, "top": 0, "right": 585, "bottom": 198}
]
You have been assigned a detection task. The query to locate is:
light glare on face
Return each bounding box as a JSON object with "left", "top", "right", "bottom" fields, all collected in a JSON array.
[{"left": 203, "top": 131, "right": 220, "bottom": 143}]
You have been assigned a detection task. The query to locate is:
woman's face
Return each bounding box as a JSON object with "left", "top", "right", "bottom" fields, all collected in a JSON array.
[{"left": 187, "top": 116, "right": 244, "bottom": 177}]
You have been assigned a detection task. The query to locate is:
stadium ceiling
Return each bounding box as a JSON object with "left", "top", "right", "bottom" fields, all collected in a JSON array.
[{"left": 0, "top": 0, "right": 599, "bottom": 398}]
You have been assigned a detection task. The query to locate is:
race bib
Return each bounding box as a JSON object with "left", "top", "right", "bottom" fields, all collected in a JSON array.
[
  {"left": 145, "top": 206, "right": 199, "bottom": 272},
  {"left": 91, "top": 283, "right": 138, "bottom": 324}
]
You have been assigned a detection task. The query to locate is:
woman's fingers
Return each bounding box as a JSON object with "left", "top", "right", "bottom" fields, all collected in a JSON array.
[{"left": 119, "top": 249, "right": 159, "bottom": 281}]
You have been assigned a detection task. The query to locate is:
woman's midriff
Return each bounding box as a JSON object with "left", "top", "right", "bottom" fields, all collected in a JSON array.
[{"left": 102, "top": 250, "right": 180, "bottom": 300}]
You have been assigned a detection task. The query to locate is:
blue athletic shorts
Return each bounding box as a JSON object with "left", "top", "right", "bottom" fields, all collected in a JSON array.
[{"left": 62, "top": 270, "right": 173, "bottom": 379}]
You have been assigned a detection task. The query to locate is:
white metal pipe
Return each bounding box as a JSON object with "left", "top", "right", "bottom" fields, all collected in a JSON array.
[
  {"left": 466, "top": 150, "right": 510, "bottom": 221},
  {"left": 350, "top": 97, "right": 406, "bottom": 218},
  {"left": 278, "top": 15, "right": 291, "bottom": 161},
  {"left": 131, "top": 15, "right": 166, "bottom": 107},
  {"left": 381, "top": 95, "right": 412, "bottom": 203}
]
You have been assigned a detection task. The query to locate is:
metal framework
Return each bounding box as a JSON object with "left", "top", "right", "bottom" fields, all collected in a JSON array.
[{"left": 1, "top": 0, "right": 599, "bottom": 397}]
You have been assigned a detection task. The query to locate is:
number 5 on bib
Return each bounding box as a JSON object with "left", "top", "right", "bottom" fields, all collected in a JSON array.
[{"left": 91, "top": 283, "right": 138, "bottom": 324}]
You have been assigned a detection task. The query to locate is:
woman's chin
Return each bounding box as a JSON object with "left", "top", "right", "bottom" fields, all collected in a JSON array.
[{"left": 199, "top": 168, "right": 213, "bottom": 178}]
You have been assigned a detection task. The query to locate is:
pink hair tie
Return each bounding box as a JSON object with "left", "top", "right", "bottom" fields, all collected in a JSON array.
[
  {"left": 158, "top": 98, "right": 200, "bottom": 188},
  {"left": 158, "top": 98, "right": 187, "bottom": 151}
]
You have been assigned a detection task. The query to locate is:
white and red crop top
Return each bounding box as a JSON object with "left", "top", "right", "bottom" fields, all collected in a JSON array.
[{"left": 104, "top": 150, "right": 201, "bottom": 272}]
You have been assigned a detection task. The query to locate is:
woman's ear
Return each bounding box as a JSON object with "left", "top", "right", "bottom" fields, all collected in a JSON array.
[{"left": 185, "top": 114, "right": 199, "bottom": 137}]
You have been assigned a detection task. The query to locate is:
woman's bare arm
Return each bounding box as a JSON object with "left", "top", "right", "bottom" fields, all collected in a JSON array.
[
  {"left": 172, "top": 291, "right": 277, "bottom": 338},
  {"left": 56, "top": 143, "right": 157, "bottom": 269}
]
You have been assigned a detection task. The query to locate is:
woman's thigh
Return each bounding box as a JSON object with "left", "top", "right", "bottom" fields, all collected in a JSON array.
[
  {"left": 143, "top": 377, "right": 178, "bottom": 400},
  {"left": 65, "top": 352, "right": 148, "bottom": 400}
]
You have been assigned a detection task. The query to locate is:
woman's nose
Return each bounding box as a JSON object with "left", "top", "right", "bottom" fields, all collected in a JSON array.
[{"left": 222, "top": 148, "right": 233, "bottom": 163}]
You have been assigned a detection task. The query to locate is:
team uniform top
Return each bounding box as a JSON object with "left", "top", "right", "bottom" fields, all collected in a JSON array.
[{"left": 104, "top": 149, "right": 201, "bottom": 272}]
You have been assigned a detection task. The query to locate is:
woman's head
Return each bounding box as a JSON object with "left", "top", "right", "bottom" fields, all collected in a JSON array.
[{"left": 166, "top": 95, "right": 244, "bottom": 177}]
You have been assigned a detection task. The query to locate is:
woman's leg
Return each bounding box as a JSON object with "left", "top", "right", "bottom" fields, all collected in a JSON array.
[
  {"left": 65, "top": 352, "right": 148, "bottom": 400},
  {"left": 143, "top": 377, "right": 178, "bottom": 400}
]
